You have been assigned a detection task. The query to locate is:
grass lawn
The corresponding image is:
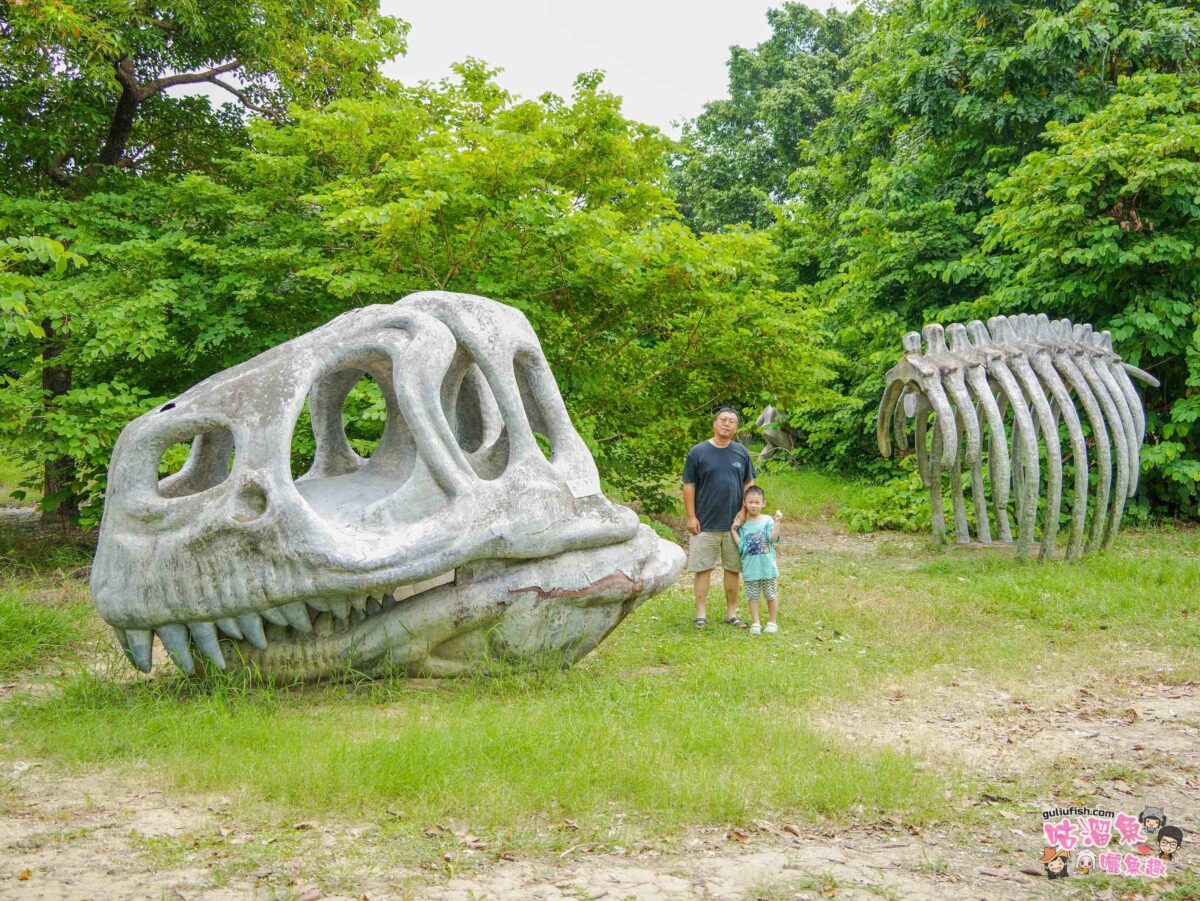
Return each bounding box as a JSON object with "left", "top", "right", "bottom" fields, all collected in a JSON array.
[{"left": 1, "top": 468, "right": 1198, "bottom": 865}]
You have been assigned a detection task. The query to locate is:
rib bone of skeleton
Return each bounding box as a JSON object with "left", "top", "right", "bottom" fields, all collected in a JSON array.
[
  {"left": 92, "top": 292, "right": 685, "bottom": 678},
  {"left": 876, "top": 313, "right": 1159, "bottom": 561}
]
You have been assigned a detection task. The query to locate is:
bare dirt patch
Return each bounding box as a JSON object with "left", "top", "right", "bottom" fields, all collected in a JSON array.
[
  {"left": 812, "top": 667, "right": 1200, "bottom": 805},
  {"left": 0, "top": 764, "right": 252, "bottom": 900},
  {"left": 776, "top": 519, "right": 922, "bottom": 558},
  {"left": 419, "top": 827, "right": 1064, "bottom": 900},
  {"left": 0, "top": 760, "right": 1064, "bottom": 901}
]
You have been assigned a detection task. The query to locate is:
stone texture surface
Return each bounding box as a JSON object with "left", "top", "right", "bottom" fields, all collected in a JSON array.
[{"left": 91, "top": 292, "right": 684, "bottom": 678}]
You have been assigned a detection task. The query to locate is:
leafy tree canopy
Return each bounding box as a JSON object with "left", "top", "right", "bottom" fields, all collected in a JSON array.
[
  {"left": 0, "top": 63, "right": 839, "bottom": 521},
  {"left": 670, "top": 2, "right": 869, "bottom": 232},
  {"left": 760, "top": 0, "right": 1200, "bottom": 515},
  {"left": 980, "top": 72, "right": 1200, "bottom": 511},
  {"left": 0, "top": 0, "right": 407, "bottom": 189}
]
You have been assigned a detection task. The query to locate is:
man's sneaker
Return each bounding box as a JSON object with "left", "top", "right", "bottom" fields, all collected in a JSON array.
[
  {"left": 764, "top": 622, "right": 779, "bottom": 634},
  {"left": 749, "top": 623, "right": 762, "bottom": 636}
]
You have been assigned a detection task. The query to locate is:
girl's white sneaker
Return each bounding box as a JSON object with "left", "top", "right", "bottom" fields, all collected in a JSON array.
[
  {"left": 764, "top": 622, "right": 778, "bottom": 634},
  {"left": 749, "top": 623, "right": 762, "bottom": 636}
]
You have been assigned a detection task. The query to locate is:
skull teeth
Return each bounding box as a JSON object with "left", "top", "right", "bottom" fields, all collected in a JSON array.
[
  {"left": 188, "top": 621, "right": 225, "bottom": 670},
  {"left": 120, "top": 627, "right": 153, "bottom": 673},
  {"left": 215, "top": 617, "right": 244, "bottom": 640},
  {"left": 237, "top": 613, "right": 268, "bottom": 649},
  {"left": 156, "top": 623, "right": 194, "bottom": 674},
  {"left": 113, "top": 571, "right": 457, "bottom": 673}
]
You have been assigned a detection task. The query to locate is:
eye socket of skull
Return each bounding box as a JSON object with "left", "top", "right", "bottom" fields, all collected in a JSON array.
[
  {"left": 291, "top": 350, "right": 422, "bottom": 517},
  {"left": 439, "top": 345, "right": 509, "bottom": 479},
  {"left": 514, "top": 352, "right": 560, "bottom": 463},
  {"left": 301, "top": 352, "right": 407, "bottom": 472}
]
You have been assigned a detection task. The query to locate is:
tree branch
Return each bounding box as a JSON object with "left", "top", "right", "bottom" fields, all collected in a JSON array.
[
  {"left": 91, "top": 55, "right": 250, "bottom": 174},
  {"left": 207, "top": 77, "right": 287, "bottom": 122},
  {"left": 44, "top": 153, "right": 73, "bottom": 188},
  {"left": 144, "top": 59, "right": 242, "bottom": 96}
]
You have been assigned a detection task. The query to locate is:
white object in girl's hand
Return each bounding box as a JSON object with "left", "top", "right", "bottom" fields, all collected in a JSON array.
[{"left": 774, "top": 510, "right": 783, "bottom": 521}]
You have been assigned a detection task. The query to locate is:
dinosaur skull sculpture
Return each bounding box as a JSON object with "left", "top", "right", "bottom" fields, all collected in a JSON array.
[
  {"left": 754, "top": 406, "right": 802, "bottom": 462},
  {"left": 91, "top": 292, "right": 685, "bottom": 678},
  {"left": 877, "top": 314, "right": 1159, "bottom": 561}
]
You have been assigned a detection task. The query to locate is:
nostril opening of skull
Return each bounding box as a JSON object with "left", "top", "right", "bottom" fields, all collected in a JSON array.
[
  {"left": 157, "top": 427, "right": 235, "bottom": 499},
  {"left": 231, "top": 482, "right": 268, "bottom": 522}
]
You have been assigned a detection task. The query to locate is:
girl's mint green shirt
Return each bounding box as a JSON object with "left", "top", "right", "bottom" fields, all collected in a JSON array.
[{"left": 736, "top": 516, "right": 778, "bottom": 581}]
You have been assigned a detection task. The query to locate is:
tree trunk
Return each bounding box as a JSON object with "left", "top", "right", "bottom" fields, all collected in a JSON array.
[
  {"left": 95, "top": 59, "right": 142, "bottom": 169},
  {"left": 40, "top": 320, "right": 78, "bottom": 525}
]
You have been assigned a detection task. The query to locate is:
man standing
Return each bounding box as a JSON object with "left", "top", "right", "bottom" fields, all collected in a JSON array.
[{"left": 683, "top": 407, "right": 755, "bottom": 627}]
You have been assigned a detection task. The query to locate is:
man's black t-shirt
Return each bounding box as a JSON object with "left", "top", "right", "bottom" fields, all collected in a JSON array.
[{"left": 683, "top": 440, "right": 755, "bottom": 531}]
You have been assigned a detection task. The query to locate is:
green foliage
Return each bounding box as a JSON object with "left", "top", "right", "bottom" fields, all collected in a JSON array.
[
  {"left": 980, "top": 73, "right": 1200, "bottom": 514},
  {"left": 0, "top": 169, "right": 340, "bottom": 519},
  {"left": 10, "top": 0, "right": 1200, "bottom": 527},
  {"left": 0, "top": 237, "right": 87, "bottom": 340},
  {"left": 0, "top": 62, "right": 839, "bottom": 518},
  {"left": 0, "top": 0, "right": 410, "bottom": 520},
  {"left": 670, "top": 4, "right": 868, "bottom": 232},
  {"left": 839, "top": 459, "right": 933, "bottom": 534},
  {"left": 284, "top": 68, "right": 840, "bottom": 503},
  {"left": 0, "top": 0, "right": 407, "bottom": 188},
  {"left": 720, "top": 0, "right": 1200, "bottom": 519}
]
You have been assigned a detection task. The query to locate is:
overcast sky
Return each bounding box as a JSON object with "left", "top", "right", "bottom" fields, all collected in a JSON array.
[{"left": 381, "top": 1, "right": 856, "bottom": 136}]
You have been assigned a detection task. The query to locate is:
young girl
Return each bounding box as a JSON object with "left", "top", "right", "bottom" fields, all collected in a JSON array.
[{"left": 731, "top": 486, "right": 783, "bottom": 635}]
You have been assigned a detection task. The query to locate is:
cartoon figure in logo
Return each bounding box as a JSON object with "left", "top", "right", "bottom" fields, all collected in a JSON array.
[
  {"left": 1075, "top": 850, "right": 1095, "bottom": 875},
  {"left": 1139, "top": 806, "right": 1166, "bottom": 833},
  {"left": 1039, "top": 847, "right": 1070, "bottom": 879},
  {"left": 1136, "top": 808, "right": 1169, "bottom": 855},
  {"left": 1156, "top": 826, "right": 1183, "bottom": 861}
]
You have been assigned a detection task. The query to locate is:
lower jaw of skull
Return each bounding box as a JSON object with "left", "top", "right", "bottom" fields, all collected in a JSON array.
[{"left": 225, "top": 526, "right": 684, "bottom": 680}]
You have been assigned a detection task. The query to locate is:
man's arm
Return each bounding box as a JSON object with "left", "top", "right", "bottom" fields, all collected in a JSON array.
[
  {"left": 683, "top": 482, "right": 701, "bottom": 535},
  {"left": 737, "top": 447, "right": 755, "bottom": 526}
]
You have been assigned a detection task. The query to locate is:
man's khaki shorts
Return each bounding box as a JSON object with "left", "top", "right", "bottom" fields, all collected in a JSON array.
[{"left": 687, "top": 530, "right": 741, "bottom": 574}]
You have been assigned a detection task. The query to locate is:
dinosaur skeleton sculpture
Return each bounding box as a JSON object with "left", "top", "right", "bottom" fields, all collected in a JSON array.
[
  {"left": 92, "top": 293, "right": 685, "bottom": 679},
  {"left": 876, "top": 313, "right": 1159, "bottom": 561}
]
